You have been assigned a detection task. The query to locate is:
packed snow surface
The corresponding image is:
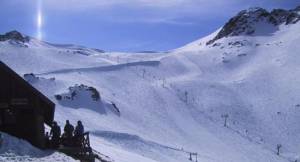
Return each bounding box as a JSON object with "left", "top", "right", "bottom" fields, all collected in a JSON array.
[
  {"left": 0, "top": 132, "right": 77, "bottom": 162},
  {"left": 1, "top": 6, "right": 300, "bottom": 162}
]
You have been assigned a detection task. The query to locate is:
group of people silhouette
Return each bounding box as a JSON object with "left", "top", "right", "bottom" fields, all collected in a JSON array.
[{"left": 46, "top": 120, "right": 84, "bottom": 148}]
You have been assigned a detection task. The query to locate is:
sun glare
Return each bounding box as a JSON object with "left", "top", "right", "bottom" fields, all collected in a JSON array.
[
  {"left": 37, "top": 0, "right": 43, "bottom": 40},
  {"left": 37, "top": 11, "right": 42, "bottom": 28}
]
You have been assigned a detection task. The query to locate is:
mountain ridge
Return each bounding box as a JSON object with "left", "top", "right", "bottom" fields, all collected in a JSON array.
[
  {"left": 0, "top": 30, "right": 30, "bottom": 43},
  {"left": 206, "top": 5, "right": 300, "bottom": 45}
]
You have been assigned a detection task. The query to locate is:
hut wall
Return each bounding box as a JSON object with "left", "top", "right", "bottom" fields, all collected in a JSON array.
[{"left": 0, "top": 67, "right": 47, "bottom": 148}]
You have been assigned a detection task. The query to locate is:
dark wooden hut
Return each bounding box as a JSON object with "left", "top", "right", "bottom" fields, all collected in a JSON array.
[{"left": 0, "top": 61, "right": 55, "bottom": 148}]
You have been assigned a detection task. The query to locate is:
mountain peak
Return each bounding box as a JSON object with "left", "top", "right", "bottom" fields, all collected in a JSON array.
[
  {"left": 207, "top": 6, "right": 300, "bottom": 45},
  {"left": 245, "top": 7, "right": 268, "bottom": 14},
  {"left": 0, "top": 30, "right": 30, "bottom": 43}
]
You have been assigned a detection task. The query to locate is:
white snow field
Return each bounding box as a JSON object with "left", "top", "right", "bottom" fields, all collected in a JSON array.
[
  {"left": 0, "top": 132, "right": 77, "bottom": 162},
  {"left": 1, "top": 6, "right": 300, "bottom": 162}
]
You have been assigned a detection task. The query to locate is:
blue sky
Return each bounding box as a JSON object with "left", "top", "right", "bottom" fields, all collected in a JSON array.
[{"left": 0, "top": 0, "right": 299, "bottom": 52}]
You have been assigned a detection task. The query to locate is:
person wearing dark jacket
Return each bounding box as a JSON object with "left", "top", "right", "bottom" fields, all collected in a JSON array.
[
  {"left": 74, "top": 120, "right": 84, "bottom": 137},
  {"left": 74, "top": 120, "right": 84, "bottom": 147},
  {"left": 45, "top": 132, "right": 50, "bottom": 148},
  {"left": 50, "top": 121, "right": 61, "bottom": 148},
  {"left": 63, "top": 120, "right": 74, "bottom": 146},
  {"left": 64, "top": 120, "right": 74, "bottom": 137}
]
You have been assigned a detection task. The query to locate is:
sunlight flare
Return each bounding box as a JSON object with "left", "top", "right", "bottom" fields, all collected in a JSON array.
[{"left": 37, "top": 0, "right": 43, "bottom": 40}]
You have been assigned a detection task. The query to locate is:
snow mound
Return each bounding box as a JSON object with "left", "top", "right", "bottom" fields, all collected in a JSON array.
[
  {"left": 92, "top": 131, "right": 192, "bottom": 162},
  {"left": 54, "top": 84, "right": 120, "bottom": 115},
  {"left": 0, "top": 132, "right": 77, "bottom": 162},
  {"left": 55, "top": 84, "right": 101, "bottom": 108},
  {"left": 56, "top": 84, "right": 100, "bottom": 101},
  {"left": 24, "top": 73, "right": 55, "bottom": 84}
]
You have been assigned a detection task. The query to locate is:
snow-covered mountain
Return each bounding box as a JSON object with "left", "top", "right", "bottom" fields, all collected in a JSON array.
[
  {"left": 1, "top": 5, "right": 300, "bottom": 162},
  {"left": 207, "top": 6, "right": 300, "bottom": 44}
]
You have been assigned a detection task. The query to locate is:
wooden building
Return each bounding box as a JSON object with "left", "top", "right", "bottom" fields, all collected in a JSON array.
[{"left": 0, "top": 61, "right": 55, "bottom": 148}]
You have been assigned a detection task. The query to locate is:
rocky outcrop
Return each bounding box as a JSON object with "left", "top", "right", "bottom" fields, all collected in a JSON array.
[
  {"left": 55, "top": 84, "right": 101, "bottom": 102},
  {"left": 0, "top": 30, "right": 30, "bottom": 43},
  {"left": 207, "top": 6, "right": 300, "bottom": 45}
]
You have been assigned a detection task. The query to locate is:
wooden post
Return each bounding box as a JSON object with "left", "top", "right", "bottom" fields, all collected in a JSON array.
[
  {"left": 277, "top": 144, "right": 282, "bottom": 155},
  {"left": 221, "top": 114, "right": 229, "bottom": 127},
  {"left": 184, "top": 91, "right": 188, "bottom": 103},
  {"left": 142, "top": 69, "right": 146, "bottom": 78}
]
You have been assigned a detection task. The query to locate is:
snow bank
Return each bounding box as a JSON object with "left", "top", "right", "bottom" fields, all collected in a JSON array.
[{"left": 0, "top": 132, "right": 77, "bottom": 162}]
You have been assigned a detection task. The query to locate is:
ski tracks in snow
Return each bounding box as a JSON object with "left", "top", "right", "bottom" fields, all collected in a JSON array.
[{"left": 38, "top": 61, "right": 160, "bottom": 75}]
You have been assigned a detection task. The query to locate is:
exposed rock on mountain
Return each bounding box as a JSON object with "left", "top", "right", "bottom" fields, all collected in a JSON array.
[
  {"left": 0, "top": 30, "right": 30, "bottom": 43},
  {"left": 207, "top": 6, "right": 300, "bottom": 45}
]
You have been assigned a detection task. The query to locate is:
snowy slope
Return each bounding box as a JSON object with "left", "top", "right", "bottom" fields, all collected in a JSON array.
[
  {"left": 1, "top": 5, "right": 300, "bottom": 162},
  {"left": 0, "top": 132, "right": 77, "bottom": 162}
]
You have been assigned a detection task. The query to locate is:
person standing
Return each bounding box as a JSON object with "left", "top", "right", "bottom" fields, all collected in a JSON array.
[
  {"left": 63, "top": 120, "right": 74, "bottom": 146},
  {"left": 74, "top": 120, "right": 84, "bottom": 147},
  {"left": 50, "top": 121, "right": 61, "bottom": 148},
  {"left": 74, "top": 120, "right": 84, "bottom": 137},
  {"left": 44, "top": 132, "right": 50, "bottom": 148}
]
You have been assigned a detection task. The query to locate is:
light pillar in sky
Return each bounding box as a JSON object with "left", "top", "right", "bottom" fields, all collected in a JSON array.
[{"left": 37, "top": 0, "right": 43, "bottom": 40}]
